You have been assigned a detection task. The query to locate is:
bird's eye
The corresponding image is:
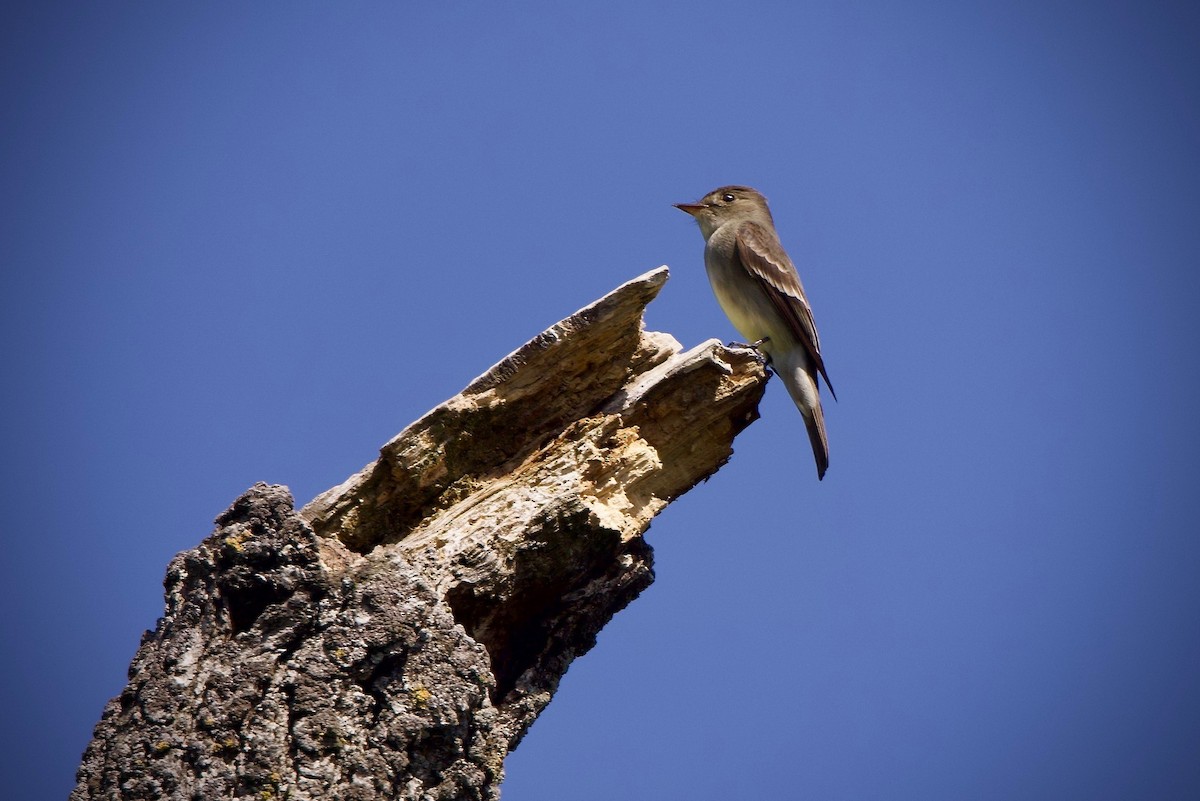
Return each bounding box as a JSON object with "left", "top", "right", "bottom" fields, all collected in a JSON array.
[{"left": 721, "top": 192, "right": 736, "bottom": 203}]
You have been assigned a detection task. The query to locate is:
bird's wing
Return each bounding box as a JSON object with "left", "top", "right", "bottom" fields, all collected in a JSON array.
[{"left": 735, "top": 221, "right": 836, "bottom": 400}]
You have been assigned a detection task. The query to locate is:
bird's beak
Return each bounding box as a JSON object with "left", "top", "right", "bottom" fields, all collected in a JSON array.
[{"left": 674, "top": 202, "right": 705, "bottom": 216}]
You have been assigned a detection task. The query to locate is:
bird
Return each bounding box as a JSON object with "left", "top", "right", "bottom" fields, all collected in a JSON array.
[{"left": 675, "top": 185, "right": 835, "bottom": 480}]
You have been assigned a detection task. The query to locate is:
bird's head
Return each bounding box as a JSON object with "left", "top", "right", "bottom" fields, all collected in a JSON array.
[{"left": 674, "top": 185, "right": 774, "bottom": 239}]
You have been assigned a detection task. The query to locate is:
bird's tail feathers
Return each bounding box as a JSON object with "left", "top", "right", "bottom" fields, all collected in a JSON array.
[
  {"left": 775, "top": 351, "right": 830, "bottom": 480},
  {"left": 802, "top": 400, "right": 830, "bottom": 481}
]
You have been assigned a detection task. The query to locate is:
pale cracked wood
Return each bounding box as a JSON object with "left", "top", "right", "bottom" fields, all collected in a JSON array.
[
  {"left": 72, "top": 267, "right": 768, "bottom": 801},
  {"left": 302, "top": 266, "right": 766, "bottom": 552}
]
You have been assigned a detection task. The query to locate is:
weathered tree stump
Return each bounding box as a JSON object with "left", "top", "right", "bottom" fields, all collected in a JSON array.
[{"left": 72, "top": 267, "right": 768, "bottom": 800}]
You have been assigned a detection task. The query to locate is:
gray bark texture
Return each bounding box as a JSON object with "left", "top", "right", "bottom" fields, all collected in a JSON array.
[{"left": 72, "top": 267, "right": 768, "bottom": 801}]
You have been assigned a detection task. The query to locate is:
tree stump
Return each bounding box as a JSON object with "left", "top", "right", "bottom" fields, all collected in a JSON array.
[{"left": 72, "top": 267, "right": 768, "bottom": 800}]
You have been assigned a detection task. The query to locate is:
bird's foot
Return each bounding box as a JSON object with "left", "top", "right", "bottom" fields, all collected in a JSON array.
[
  {"left": 727, "top": 336, "right": 770, "bottom": 350},
  {"left": 726, "top": 337, "right": 772, "bottom": 366}
]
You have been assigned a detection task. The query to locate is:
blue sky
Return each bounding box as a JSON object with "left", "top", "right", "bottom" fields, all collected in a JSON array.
[{"left": 3, "top": 2, "right": 1199, "bottom": 799}]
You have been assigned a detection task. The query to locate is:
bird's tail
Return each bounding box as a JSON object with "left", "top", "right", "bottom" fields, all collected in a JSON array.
[
  {"left": 775, "top": 350, "right": 830, "bottom": 480},
  {"left": 802, "top": 397, "right": 830, "bottom": 481}
]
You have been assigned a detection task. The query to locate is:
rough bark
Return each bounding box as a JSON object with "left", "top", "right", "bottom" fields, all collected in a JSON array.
[{"left": 72, "top": 267, "right": 768, "bottom": 801}]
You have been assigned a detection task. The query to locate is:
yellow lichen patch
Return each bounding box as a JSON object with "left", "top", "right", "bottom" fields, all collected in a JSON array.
[
  {"left": 409, "top": 685, "right": 432, "bottom": 707},
  {"left": 213, "top": 735, "right": 239, "bottom": 753},
  {"left": 223, "top": 528, "right": 251, "bottom": 552}
]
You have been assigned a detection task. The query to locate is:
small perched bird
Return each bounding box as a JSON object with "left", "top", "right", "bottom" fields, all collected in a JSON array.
[{"left": 675, "top": 185, "right": 836, "bottom": 480}]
